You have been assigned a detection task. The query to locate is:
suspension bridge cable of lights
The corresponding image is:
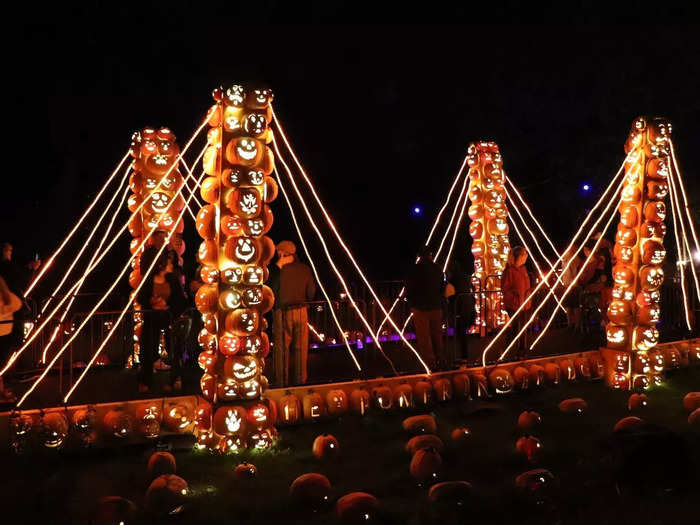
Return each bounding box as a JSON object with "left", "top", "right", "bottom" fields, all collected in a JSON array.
[
  {"left": 670, "top": 140, "right": 700, "bottom": 260},
  {"left": 0, "top": 117, "right": 211, "bottom": 378},
  {"left": 62, "top": 167, "right": 210, "bottom": 404},
  {"left": 39, "top": 164, "right": 132, "bottom": 317},
  {"left": 271, "top": 145, "right": 364, "bottom": 374},
  {"left": 178, "top": 158, "right": 205, "bottom": 209},
  {"left": 526, "top": 180, "right": 625, "bottom": 354},
  {"left": 480, "top": 158, "right": 627, "bottom": 366},
  {"left": 24, "top": 151, "right": 132, "bottom": 298},
  {"left": 668, "top": 145, "right": 700, "bottom": 302},
  {"left": 41, "top": 182, "right": 132, "bottom": 364},
  {"left": 376, "top": 156, "right": 469, "bottom": 336},
  {"left": 271, "top": 109, "right": 431, "bottom": 375},
  {"left": 504, "top": 187, "right": 567, "bottom": 314},
  {"left": 666, "top": 160, "right": 692, "bottom": 328},
  {"left": 21, "top": 155, "right": 208, "bottom": 406}
]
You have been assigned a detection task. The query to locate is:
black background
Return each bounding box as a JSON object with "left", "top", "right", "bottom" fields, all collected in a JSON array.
[{"left": 3, "top": 7, "right": 699, "bottom": 300}]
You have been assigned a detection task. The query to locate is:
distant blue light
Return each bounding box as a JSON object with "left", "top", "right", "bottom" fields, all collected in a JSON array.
[
  {"left": 413, "top": 206, "right": 422, "bottom": 215},
  {"left": 582, "top": 184, "right": 591, "bottom": 191}
]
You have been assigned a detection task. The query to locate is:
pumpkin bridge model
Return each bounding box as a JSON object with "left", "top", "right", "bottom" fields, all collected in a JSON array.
[
  {"left": 466, "top": 141, "right": 509, "bottom": 331},
  {"left": 194, "top": 84, "right": 277, "bottom": 451},
  {"left": 127, "top": 127, "right": 185, "bottom": 363},
  {"left": 602, "top": 117, "right": 671, "bottom": 389}
]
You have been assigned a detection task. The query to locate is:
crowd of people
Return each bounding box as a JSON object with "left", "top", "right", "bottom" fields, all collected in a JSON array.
[{"left": 0, "top": 230, "right": 647, "bottom": 399}]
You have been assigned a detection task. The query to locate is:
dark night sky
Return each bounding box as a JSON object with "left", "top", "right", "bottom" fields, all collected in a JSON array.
[{"left": 4, "top": 10, "right": 700, "bottom": 298}]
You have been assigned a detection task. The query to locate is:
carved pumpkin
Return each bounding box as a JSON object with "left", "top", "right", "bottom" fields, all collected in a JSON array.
[
  {"left": 613, "top": 264, "right": 635, "bottom": 288},
  {"left": 312, "top": 434, "right": 339, "bottom": 459},
  {"left": 410, "top": 447, "right": 442, "bottom": 482},
  {"left": 488, "top": 368, "right": 514, "bottom": 393},
  {"left": 644, "top": 200, "right": 666, "bottom": 222},
  {"left": 224, "top": 355, "right": 260, "bottom": 382},
  {"left": 103, "top": 409, "right": 133, "bottom": 439},
  {"left": 406, "top": 434, "right": 444, "bottom": 454},
  {"left": 289, "top": 473, "right": 332, "bottom": 510},
  {"left": 224, "top": 309, "right": 260, "bottom": 336},
  {"left": 326, "top": 389, "right": 348, "bottom": 416},
  {"left": 641, "top": 240, "right": 666, "bottom": 265},
  {"left": 278, "top": 392, "right": 302, "bottom": 425},
  {"left": 615, "top": 227, "right": 637, "bottom": 247},
  {"left": 573, "top": 358, "right": 591, "bottom": 380},
  {"left": 393, "top": 382, "right": 414, "bottom": 409},
  {"left": 619, "top": 205, "right": 638, "bottom": 228},
  {"left": 224, "top": 236, "right": 259, "bottom": 265},
  {"left": 218, "top": 333, "right": 241, "bottom": 357},
  {"left": 606, "top": 324, "right": 629, "bottom": 349},
  {"left": 558, "top": 359, "right": 576, "bottom": 381},
  {"left": 634, "top": 325, "right": 659, "bottom": 351},
  {"left": 511, "top": 366, "right": 529, "bottom": 389},
  {"left": 303, "top": 391, "right": 326, "bottom": 420},
  {"left": 136, "top": 402, "right": 162, "bottom": 439},
  {"left": 164, "top": 404, "right": 193, "bottom": 432},
  {"left": 413, "top": 379, "right": 434, "bottom": 406},
  {"left": 432, "top": 378, "right": 453, "bottom": 402},
  {"left": 403, "top": 414, "right": 437, "bottom": 435},
  {"left": 452, "top": 373, "right": 471, "bottom": 398},
  {"left": 528, "top": 364, "right": 545, "bottom": 386},
  {"left": 349, "top": 388, "right": 370, "bottom": 415},
  {"left": 372, "top": 385, "right": 393, "bottom": 410},
  {"left": 472, "top": 373, "right": 489, "bottom": 398},
  {"left": 608, "top": 300, "right": 633, "bottom": 325},
  {"left": 213, "top": 405, "right": 247, "bottom": 436},
  {"left": 195, "top": 404, "right": 211, "bottom": 431},
  {"left": 200, "top": 373, "right": 216, "bottom": 400},
  {"left": 40, "top": 412, "right": 69, "bottom": 449},
  {"left": 543, "top": 363, "right": 560, "bottom": 385}
]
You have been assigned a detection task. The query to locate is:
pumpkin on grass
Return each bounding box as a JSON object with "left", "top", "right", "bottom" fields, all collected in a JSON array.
[
  {"left": 410, "top": 447, "right": 442, "bottom": 482},
  {"left": 402, "top": 414, "right": 437, "bottom": 435},
  {"left": 517, "top": 411, "right": 542, "bottom": 431},
  {"left": 290, "top": 473, "right": 332, "bottom": 510},
  {"left": 336, "top": 492, "right": 379, "bottom": 523},
  {"left": 148, "top": 451, "right": 176, "bottom": 478},
  {"left": 312, "top": 434, "right": 339, "bottom": 459},
  {"left": 234, "top": 462, "right": 257, "bottom": 480},
  {"left": 406, "top": 434, "right": 444, "bottom": 454},
  {"left": 145, "top": 474, "right": 188, "bottom": 516},
  {"left": 628, "top": 393, "right": 649, "bottom": 411}
]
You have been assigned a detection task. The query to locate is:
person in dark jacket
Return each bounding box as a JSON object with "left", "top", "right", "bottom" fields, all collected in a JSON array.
[
  {"left": 136, "top": 245, "right": 187, "bottom": 393},
  {"left": 405, "top": 246, "right": 446, "bottom": 370},
  {"left": 273, "top": 240, "right": 316, "bottom": 386},
  {"left": 501, "top": 246, "right": 531, "bottom": 358}
]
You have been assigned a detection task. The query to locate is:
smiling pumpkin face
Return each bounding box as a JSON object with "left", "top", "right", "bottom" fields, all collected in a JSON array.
[
  {"left": 225, "top": 309, "right": 260, "bottom": 335},
  {"left": 225, "top": 356, "right": 259, "bottom": 382},
  {"left": 226, "top": 137, "right": 263, "bottom": 166},
  {"left": 244, "top": 113, "right": 267, "bottom": 137},
  {"left": 225, "top": 85, "right": 245, "bottom": 107}
]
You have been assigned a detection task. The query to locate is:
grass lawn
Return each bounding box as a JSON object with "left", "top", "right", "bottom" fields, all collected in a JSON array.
[{"left": 3, "top": 367, "right": 699, "bottom": 524}]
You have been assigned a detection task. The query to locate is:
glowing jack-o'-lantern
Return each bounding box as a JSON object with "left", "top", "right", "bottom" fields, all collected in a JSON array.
[
  {"left": 646, "top": 157, "right": 670, "bottom": 179},
  {"left": 195, "top": 205, "right": 217, "bottom": 240},
  {"left": 247, "top": 403, "right": 270, "bottom": 427},
  {"left": 612, "top": 285, "right": 634, "bottom": 301},
  {"left": 103, "top": 410, "right": 134, "bottom": 439},
  {"left": 225, "top": 309, "right": 260, "bottom": 336},
  {"left": 634, "top": 325, "right": 659, "bottom": 351},
  {"left": 471, "top": 241, "right": 484, "bottom": 257},
  {"left": 608, "top": 300, "right": 633, "bottom": 325},
  {"left": 641, "top": 240, "right": 665, "bottom": 264},
  {"left": 303, "top": 391, "right": 326, "bottom": 420},
  {"left": 606, "top": 324, "right": 629, "bottom": 348},
  {"left": 250, "top": 428, "right": 276, "bottom": 450},
  {"left": 224, "top": 237, "right": 259, "bottom": 264},
  {"left": 219, "top": 288, "right": 242, "bottom": 311},
  {"left": 613, "top": 265, "right": 635, "bottom": 288},
  {"left": 372, "top": 385, "right": 393, "bottom": 410},
  {"left": 195, "top": 284, "right": 218, "bottom": 314},
  {"left": 640, "top": 265, "right": 664, "bottom": 291},
  {"left": 528, "top": 364, "right": 545, "bottom": 386},
  {"left": 621, "top": 185, "right": 642, "bottom": 204},
  {"left": 195, "top": 404, "right": 212, "bottom": 431},
  {"left": 647, "top": 181, "right": 669, "bottom": 200},
  {"left": 647, "top": 349, "right": 665, "bottom": 372},
  {"left": 40, "top": 412, "right": 69, "bottom": 449},
  {"left": 413, "top": 379, "right": 434, "bottom": 406},
  {"left": 200, "top": 373, "right": 216, "bottom": 400},
  {"left": 663, "top": 347, "right": 681, "bottom": 369},
  {"left": 213, "top": 405, "right": 247, "bottom": 436},
  {"left": 197, "top": 240, "right": 218, "bottom": 267},
  {"left": 469, "top": 221, "right": 483, "bottom": 239},
  {"left": 468, "top": 204, "right": 484, "bottom": 221},
  {"left": 226, "top": 137, "right": 263, "bottom": 166},
  {"left": 393, "top": 382, "right": 414, "bottom": 409},
  {"left": 638, "top": 303, "right": 661, "bottom": 324},
  {"left": 619, "top": 205, "right": 639, "bottom": 228},
  {"left": 224, "top": 355, "right": 259, "bottom": 381},
  {"left": 243, "top": 112, "right": 268, "bottom": 137},
  {"left": 644, "top": 200, "right": 666, "bottom": 222},
  {"left": 349, "top": 388, "right": 370, "bottom": 415},
  {"left": 326, "top": 389, "right": 348, "bottom": 416},
  {"left": 136, "top": 403, "right": 162, "bottom": 439},
  {"left": 614, "top": 244, "right": 634, "bottom": 264},
  {"left": 615, "top": 227, "right": 637, "bottom": 247},
  {"left": 488, "top": 368, "right": 514, "bottom": 394},
  {"left": 544, "top": 363, "right": 561, "bottom": 384},
  {"left": 279, "top": 392, "right": 302, "bottom": 424},
  {"left": 633, "top": 353, "right": 651, "bottom": 374}
]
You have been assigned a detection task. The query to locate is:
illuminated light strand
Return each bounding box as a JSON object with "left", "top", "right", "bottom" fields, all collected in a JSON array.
[
  {"left": 480, "top": 159, "right": 627, "bottom": 366},
  {"left": 61, "top": 168, "right": 209, "bottom": 404},
  {"left": 178, "top": 157, "right": 205, "bottom": 209},
  {"left": 24, "top": 151, "right": 131, "bottom": 297},
  {"left": 506, "top": 177, "right": 560, "bottom": 260},
  {"left": 441, "top": 178, "right": 471, "bottom": 273},
  {"left": 271, "top": 109, "right": 431, "bottom": 375},
  {"left": 307, "top": 322, "right": 325, "bottom": 342},
  {"left": 506, "top": 203, "right": 566, "bottom": 314},
  {"left": 670, "top": 140, "right": 700, "bottom": 262},
  {"left": 41, "top": 182, "right": 132, "bottom": 364},
  {"left": 527, "top": 181, "right": 624, "bottom": 353},
  {"left": 667, "top": 161, "right": 694, "bottom": 328},
  {"left": 377, "top": 155, "right": 469, "bottom": 335},
  {"left": 19, "top": 137, "right": 208, "bottom": 404},
  {"left": 504, "top": 185, "right": 566, "bottom": 312},
  {"left": 1, "top": 122, "right": 211, "bottom": 378},
  {"left": 271, "top": 145, "right": 362, "bottom": 373},
  {"left": 668, "top": 143, "right": 700, "bottom": 302},
  {"left": 435, "top": 172, "right": 471, "bottom": 262},
  {"left": 40, "top": 164, "right": 133, "bottom": 316}
]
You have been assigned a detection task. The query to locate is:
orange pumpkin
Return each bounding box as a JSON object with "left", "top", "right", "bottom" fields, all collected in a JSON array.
[
  {"left": 402, "top": 414, "right": 437, "bottom": 435},
  {"left": 103, "top": 409, "right": 133, "bottom": 439},
  {"left": 326, "top": 389, "right": 348, "bottom": 416},
  {"left": 303, "top": 391, "right": 326, "bottom": 420},
  {"left": 644, "top": 200, "right": 666, "bottom": 222},
  {"left": 195, "top": 284, "right": 218, "bottom": 314},
  {"left": 410, "top": 447, "right": 442, "bottom": 481},
  {"left": 517, "top": 411, "right": 542, "bottom": 431},
  {"left": 558, "top": 359, "right": 576, "bottom": 381},
  {"left": 278, "top": 392, "right": 302, "bottom": 425},
  {"left": 289, "top": 473, "right": 332, "bottom": 510},
  {"left": 406, "top": 434, "right": 444, "bottom": 454},
  {"left": 489, "top": 368, "right": 514, "bottom": 393},
  {"left": 94, "top": 496, "right": 137, "bottom": 525},
  {"left": 574, "top": 358, "right": 591, "bottom": 380},
  {"left": 234, "top": 462, "right": 257, "bottom": 480},
  {"left": 450, "top": 427, "right": 471, "bottom": 444},
  {"left": 619, "top": 205, "right": 638, "bottom": 228},
  {"left": 614, "top": 416, "right": 645, "bottom": 432},
  {"left": 372, "top": 385, "right": 393, "bottom": 410},
  {"left": 336, "top": 492, "right": 379, "bottom": 523},
  {"left": 148, "top": 452, "right": 176, "bottom": 478},
  {"left": 471, "top": 373, "right": 489, "bottom": 398},
  {"left": 199, "top": 373, "right": 216, "bottom": 400},
  {"left": 432, "top": 378, "right": 453, "bottom": 402},
  {"left": 628, "top": 393, "right": 649, "bottom": 411},
  {"left": 213, "top": 405, "right": 247, "bottom": 436},
  {"left": 197, "top": 240, "right": 218, "bottom": 266},
  {"left": 392, "top": 382, "right": 414, "bottom": 409},
  {"left": 195, "top": 205, "right": 217, "bottom": 240},
  {"left": 263, "top": 176, "right": 278, "bottom": 202},
  {"left": 528, "top": 364, "right": 545, "bottom": 386},
  {"left": 312, "top": 434, "right": 339, "bottom": 459},
  {"left": 683, "top": 392, "right": 700, "bottom": 412},
  {"left": 349, "top": 388, "right": 370, "bottom": 415},
  {"left": 452, "top": 373, "right": 471, "bottom": 399},
  {"left": 516, "top": 435, "right": 542, "bottom": 463},
  {"left": 558, "top": 398, "right": 587, "bottom": 414},
  {"left": 413, "top": 379, "right": 434, "bottom": 406},
  {"left": 512, "top": 366, "right": 530, "bottom": 389},
  {"left": 144, "top": 474, "right": 187, "bottom": 516},
  {"left": 195, "top": 404, "right": 212, "bottom": 431},
  {"left": 427, "top": 481, "right": 473, "bottom": 507},
  {"left": 689, "top": 408, "right": 700, "bottom": 427}
]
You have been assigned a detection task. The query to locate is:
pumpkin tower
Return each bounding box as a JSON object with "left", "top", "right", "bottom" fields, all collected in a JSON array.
[
  {"left": 194, "top": 85, "right": 278, "bottom": 451},
  {"left": 602, "top": 117, "right": 671, "bottom": 389},
  {"left": 466, "top": 141, "right": 509, "bottom": 332}
]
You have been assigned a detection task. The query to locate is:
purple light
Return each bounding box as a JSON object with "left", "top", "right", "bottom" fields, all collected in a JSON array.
[
  {"left": 413, "top": 206, "right": 422, "bottom": 215},
  {"left": 582, "top": 184, "right": 591, "bottom": 191}
]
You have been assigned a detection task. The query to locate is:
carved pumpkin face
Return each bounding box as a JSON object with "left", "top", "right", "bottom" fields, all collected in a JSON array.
[
  {"left": 223, "top": 105, "right": 243, "bottom": 132},
  {"left": 641, "top": 240, "right": 666, "bottom": 264},
  {"left": 225, "top": 237, "right": 259, "bottom": 264},
  {"left": 636, "top": 289, "right": 660, "bottom": 308},
  {"left": 613, "top": 265, "right": 635, "bottom": 288},
  {"left": 200, "top": 266, "right": 219, "bottom": 285},
  {"left": 247, "top": 88, "right": 273, "bottom": 108},
  {"left": 638, "top": 303, "right": 661, "bottom": 324},
  {"left": 647, "top": 181, "right": 668, "bottom": 200},
  {"left": 606, "top": 324, "right": 629, "bottom": 348},
  {"left": 198, "top": 329, "right": 218, "bottom": 351},
  {"left": 226, "top": 309, "right": 259, "bottom": 335},
  {"left": 224, "top": 355, "right": 259, "bottom": 381},
  {"left": 227, "top": 137, "right": 263, "bottom": 166},
  {"left": 244, "top": 113, "right": 267, "bottom": 137},
  {"left": 229, "top": 188, "right": 261, "bottom": 218},
  {"left": 219, "top": 288, "right": 242, "bottom": 310},
  {"left": 221, "top": 215, "right": 244, "bottom": 237},
  {"left": 469, "top": 222, "right": 483, "bottom": 238},
  {"left": 215, "top": 406, "right": 247, "bottom": 436},
  {"left": 198, "top": 240, "right": 218, "bottom": 266},
  {"left": 641, "top": 221, "right": 666, "bottom": 240},
  {"left": 635, "top": 325, "right": 659, "bottom": 351},
  {"left": 241, "top": 333, "right": 270, "bottom": 357},
  {"left": 647, "top": 157, "right": 670, "bottom": 179},
  {"left": 243, "top": 265, "right": 264, "bottom": 285},
  {"left": 616, "top": 227, "right": 637, "bottom": 247},
  {"left": 468, "top": 204, "right": 483, "bottom": 221},
  {"left": 200, "top": 373, "right": 216, "bottom": 400},
  {"left": 202, "top": 312, "right": 218, "bottom": 333},
  {"left": 249, "top": 429, "right": 275, "bottom": 450},
  {"left": 484, "top": 189, "right": 505, "bottom": 209},
  {"left": 621, "top": 185, "right": 642, "bottom": 204},
  {"left": 640, "top": 264, "right": 664, "bottom": 291},
  {"left": 644, "top": 201, "right": 666, "bottom": 222},
  {"left": 225, "top": 85, "right": 245, "bottom": 107},
  {"left": 619, "top": 205, "right": 638, "bottom": 228},
  {"left": 612, "top": 285, "right": 634, "bottom": 301},
  {"left": 608, "top": 300, "right": 633, "bottom": 325},
  {"left": 195, "top": 284, "right": 218, "bottom": 313},
  {"left": 242, "top": 286, "right": 263, "bottom": 308},
  {"left": 222, "top": 266, "right": 244, "bottom": 285},
  {"left": 198, "top": 350, "right": 217, "bottom": 372},
  {"left": 219, "top": 333, "right": 241, "bottom": 356}
]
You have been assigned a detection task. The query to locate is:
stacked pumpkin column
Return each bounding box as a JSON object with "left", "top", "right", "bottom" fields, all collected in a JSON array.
[
  {"left": 194, "top": 85, "right": 278, "bottom": 452},
  {"left": 466, "top": 141, "right": 510, "bottom": 332},
  {"left": 127, "top": 127, "right": 186, "bottom": 365},
  {"left": 603, "top": 117, "right": 671, "bottom": 389}
]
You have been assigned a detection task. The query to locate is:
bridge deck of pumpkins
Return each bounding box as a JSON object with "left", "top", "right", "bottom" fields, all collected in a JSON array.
[{"left": 1, "top": 339, "right": 698, "bottom": 451}]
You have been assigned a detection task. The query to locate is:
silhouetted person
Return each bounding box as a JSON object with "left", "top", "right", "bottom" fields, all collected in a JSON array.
[
  {"left": 502, "top": 246, "right": 531, "bottom": 359},
  {"left": 273, "top": 241, "right": 315, "bottom": 386},
  {"left": 406, "top": 246, "right": 446, "bottom": 370}
]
